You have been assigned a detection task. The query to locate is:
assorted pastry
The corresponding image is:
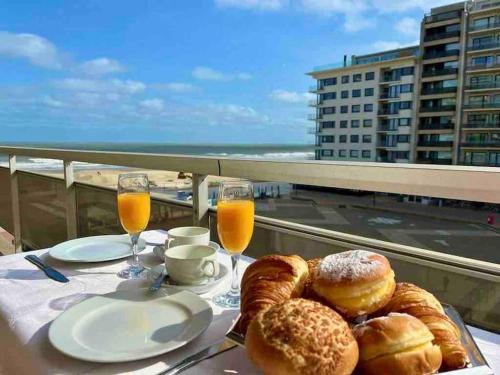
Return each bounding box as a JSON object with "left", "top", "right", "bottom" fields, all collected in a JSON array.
[{"left": 240, "top": 251, "right": 469, "bottom": 375}]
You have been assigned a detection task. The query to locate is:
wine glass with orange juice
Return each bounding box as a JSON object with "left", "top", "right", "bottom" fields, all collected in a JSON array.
[
  {"left": 117, "top": 173, "right": 151, "bottom": 279},
  {"left": 213, "top": 180, "right": 254, "bottom": 308}
]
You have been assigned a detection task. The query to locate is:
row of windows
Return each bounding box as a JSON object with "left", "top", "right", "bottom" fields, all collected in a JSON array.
[
  {"left": 321, "top": 135, "right": 372, "bottom": 143},
  {"left": 321, "top": 149, "right": 372, "bottom": 158},
  {"left": 321, "top": 104, "right": 374, "bottom": 114},
  {"left": 321, "top": 119, "right": 373, "bottom": 129},
  {"left": 320, "top": 72, "right": 375, "bottom": 87}
]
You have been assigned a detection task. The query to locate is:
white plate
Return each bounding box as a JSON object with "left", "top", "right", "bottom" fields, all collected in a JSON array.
[
  {"left": 153, "top": 241, "right": 220, "bottom": 261},
  {"left": 49, "top": 235, "right": 146, "bottom": 263},
  {"left": 49, "top": 288, "right": 213, "bottom": 363},
  {"left": 148, "top": 262, "right": 229, "bottom": 295}
]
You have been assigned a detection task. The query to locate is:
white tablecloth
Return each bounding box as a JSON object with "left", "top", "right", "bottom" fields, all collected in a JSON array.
[{"left": 0, "top": 230, "right": 498, "bottom": 374}]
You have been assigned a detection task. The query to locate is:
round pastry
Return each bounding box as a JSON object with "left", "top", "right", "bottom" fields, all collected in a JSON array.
[
  {"left": 312, "top": 250, "right": 396, "bottom": 318},
  {"left": 245, "top": 298, "right": 359, "bottom": 375},
  {"left": 353, "top": 313, "right": 442, "bottom": 375}
]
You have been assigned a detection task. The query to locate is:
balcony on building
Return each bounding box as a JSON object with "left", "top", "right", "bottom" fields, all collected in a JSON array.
[
  {"left": 421, "top": 85, "right": 457, "bottom": 95},
  {"left": 465, "top": 79, "right": 500, "bottom": 91},
  {"left": 307, "top": 113, "right": 321, "bottom": 121},
  {"left": 462, "top": 121, "right": 500, "bottom": 129},
  {"left": 470, "top": 0, "right": 500, "bottom": 13},
  {"left": 469, "top": 20, "right": 500, "bottom": 33},
  {"left": 308, "top": 99, "right": 319, "bottom": 107},
  {"left": 307, "top": 127, "right": 317, "bottom": 135},
  {"left": 417, "top": 140, "right": 453, "bottom": 147},
  {"left": 468, "top": 40, "right": 500, "bottom": 52},
  {"left": 467, "top": 60, "right": 500, "bottom": 71},
  {"left": 308, "top": 84, "right": 320, "bottom": 93},
  {"left": 377, "top": 108, "right": 399, "bottom": 116},
  {"left": 424, "top": 10, "right": 461, "bottom": 24},
  {"left": 419, "top": 119, "right": 455, "bottom": 130},
  {"left": 423, "top": 48, "right": 460, "bottom": 60},
  {"left": 423, "top": 27, "right": 460, "bottom": 42},
  {"left": 422, "top": 67, "right": 458, "bottom": 78},
  {"left": 420, "top": 104, "right": 456, "bottom": 112},
  {"left": 461, "top": 140, "right": 500, "bottom": 148},
  {"left": 417, "top": 156, "right": 453, "bottom": 165},
  {"left": 463, "top": 101, "right": 500, "bottom": 109}
]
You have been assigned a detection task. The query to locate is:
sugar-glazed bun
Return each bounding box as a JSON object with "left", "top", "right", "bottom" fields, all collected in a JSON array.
[
  {"left": 312, "top": 250, "right": 395, "bottom": 318},
  {"left": 245, "top": 298, "right": 359, "bottom": 375},
  {"left": 353, "top": 313, "right": 442, "bottom": 375}
]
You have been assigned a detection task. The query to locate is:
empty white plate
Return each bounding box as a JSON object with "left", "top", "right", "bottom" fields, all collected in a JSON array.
[
  {"left": 49, "top": 235, "right": 146, "bottom": 263},
  {"left": 49, "top": 288, "right": 213, "bottom": 363}
]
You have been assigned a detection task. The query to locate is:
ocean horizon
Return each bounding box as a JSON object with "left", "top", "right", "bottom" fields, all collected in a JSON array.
[{"left": 0, "top": 142, "right": 315, "bottom": 171}]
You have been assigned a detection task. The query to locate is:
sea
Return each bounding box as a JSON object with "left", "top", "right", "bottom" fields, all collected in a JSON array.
[{"left": 0, "top": 143, "right": 314, "bottom": 171}]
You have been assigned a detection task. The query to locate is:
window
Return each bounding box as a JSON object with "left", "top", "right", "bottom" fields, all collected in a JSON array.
[
  {"left": 353, "top": 73, "right": 362, "bottom": 82},
  {"left": 341, "top": 75, "right": 349, "bottom": 84},
  {"left": 321, "top": 149, "right": 334, "bottom": 157},
  {"left": 350, "top": 150, "right": 359, "bottom": 158},
  {"left": 352, "top": 89, "right": 361, "bottom": 97},
  {"left": 322, "top": 135, "right": 334, "bottom": 143},
  {"left": 399, "top": 101, "right": 412, "bottom": 110},
  {"left": 365, "top": 72, "right": 375, "bottom": 80},
  {"left": 322, "top": 107, "right": 336, "bottom": 114},
  {"left": 400, "top": 84, "right": 413, "bottom": 93},
  {"left": 321, "top": 77, "right": 336, "bottom": 86},
  {"left": 362, "top": 150, "right": 371, "bottom": 158},
  {"left": 322, "top": 121, "right": 335, "bottom": 128},
  {"left": 393, "top": 151, "right": 409, "bottom": 159},
  {"left": 363, "top": 119, "right": 373, "bottom": 127},
  {"left": 340, "top": 120, "right": 348, "bottom": 128},
  {"left": 341, "top": 90, "right": 349, "bottom": 99},
  {"left": 351, "top": 120, "right": 360, "bottom": 128},
  {"left": 339, "top": 135, "right": 347, "bottom": 143},
  {"left": 339, "top": 150, "right": 347, "bottom": 157},
  {"left": 364, "top": 104, "right": 373, "bottom": 112},
  {"left": 321, "top": 92, "right": 336, "bottom": 101},
  {"left": 401, "top": 67, "right": 414, "bottom": 76},
  {"left": 352, "top": 105, "right": 361, "bottom": 113},
  {"left": 364, "top": 88, "right": 374, "bottom": 96},
  {"left": 363, "top": 135, "right": 372, "bottom": 143},
  {"left": 399, "top": 118, "right": 411, "bottom": 126},
  {"left": 350, "top": 134, "right": 359, "bottom": 143},
  {"left": 341, "top": 105, "right": 348, "bottom": 113},
  {"left": 397, "top": 135, "right": 410, "bottom": 143}
]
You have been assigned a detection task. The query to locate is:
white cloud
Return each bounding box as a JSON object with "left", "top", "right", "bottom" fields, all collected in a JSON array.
[
  {"left": 395, "top": 17, "right": 420, "bottom": 38},
  {"left": 78, "top": 57, "right": 125, "bottom": 76},
  {"left": 215, "top": 0, "right": 289, "bottom": 11},
  {"left": 300, "top": 0, "right": 373, "bottom": 31},
  {"left": 269, "top": 89, "right": 313, "bottom": 103},
  {"left": 152, "top": 82, "right": 197, "bottom": 93},
  {"left": 372, "top": 0, "right": 459, "bottom": 13},
  {"left": 0, "top": 31, "right": 62, "bottom": 69},
  {"left": 140, "top": 98, "right": 165, "bottom": 112},
  {"left": 41, "top": 95, "right": 65, "bottom": 108},
  {"left": 192, "top": 66, "right": 252, "bottom": 81},
  {"left": 54, "top": 78, "right": 146, "bottom": 94}
]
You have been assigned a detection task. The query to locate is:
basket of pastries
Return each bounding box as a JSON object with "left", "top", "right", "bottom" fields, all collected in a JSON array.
[{"left": 230, "top": 250, "right": 491, "bottom": 375}]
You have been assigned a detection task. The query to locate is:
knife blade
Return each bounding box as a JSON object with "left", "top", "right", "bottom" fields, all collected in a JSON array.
[{"left": 25, "top": 255, "right": 69, "bottom": 283}]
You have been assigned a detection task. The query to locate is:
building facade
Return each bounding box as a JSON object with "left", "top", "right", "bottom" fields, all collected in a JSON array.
[{"left": 309, "top": 0, "right": 500, "bottom": 167}]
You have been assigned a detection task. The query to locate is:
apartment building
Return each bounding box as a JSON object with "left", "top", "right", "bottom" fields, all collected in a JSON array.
[
  {"left": 309, "top": 0, "right": 500, "bottom": 167},
  {"left": 307, "top": 47, "right": 419, "bottom": 162}
]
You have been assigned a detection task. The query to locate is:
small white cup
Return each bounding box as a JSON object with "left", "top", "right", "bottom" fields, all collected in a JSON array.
[
  {"left": 164, "top": 244, "right": 219, "bottom": 285},
  {"left": 166, "top": 226, "right": 210, "bottom": 249}
]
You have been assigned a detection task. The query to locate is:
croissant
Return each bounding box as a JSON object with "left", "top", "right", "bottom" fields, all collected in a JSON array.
[
  {"left": 378, "top": 282, "right": 468, "bottom": 370},
  {"left": 239, "top": 254, "right": 308, "bottom": 334}
]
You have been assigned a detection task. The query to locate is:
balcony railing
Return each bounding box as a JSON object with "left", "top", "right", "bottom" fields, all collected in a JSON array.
[
  {"left": 377, "top": 125, "right": 399, "bottom": 132},
  {"left": 469, "top": 21, "right": 500, "bottom": 32},
  {"left": 417, "top": 157, "right": 453, "bottom": 164},
  {"left": 463, "top": 102, "right": 500, "bottom": 109},
  {"left": 417, "top": 140, "right": 453, "bottom": 147},
  {"left": 462, "top": 140, "right": 500, "bottom": 147},
  {"left": 468, "top": 41, "right": 500, "bottom": 51},
  {"left": 421, "top": 86, "right": 457, "bottom": 95},
  {"left": 424, "top": 30, "right": 460, "bottom": 42},
  {"left": 422, "top": 68, "right": 458, "bottom": 77},
  {"left": 420, "top": 105, "right": 456, "bottom": 112},
  {"left": 308, "top": 85, "right": 319, "bottom": 93},
  {"left": 463, "top": 122, "right": 500, "bottom": 128},
  {"left": 466, "top": 81, "right": 500, "bottom": 90},
  {"left": 470, "top": 0, "right": 500, "bottom": 12},
  {"left": 378, "top": 109, "right": 399, "bottom": 115},
  {"left": 377, "top": 141, "right": 398, "bottom": 147},
  {"left": 467, "top": 61, "right": 500, "bottom": 70},
  {"left": 308, "top": 99, "right": 319, "bottom": 107},
  {"left": 307, "top": 113, "right": 321, "bottom": 120},
  {"left": 0, "top": 146, "right": 499, "bottom": 332},
  {"left": 419, "top": 122, "right": 455, "bottom": 130},
  {"left": 424, "top": 10, "right": 461, "bottom": 24},
  {"left": 307, "top": 127, "right": 317, "bottom": 134},
  {"left": 423, "top": 49, "right": 460, "bottom": 60}
]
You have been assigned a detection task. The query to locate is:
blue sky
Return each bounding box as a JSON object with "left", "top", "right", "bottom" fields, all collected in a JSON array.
[{"left": 0, "top": 0, "right": 456, "bottom": 144}]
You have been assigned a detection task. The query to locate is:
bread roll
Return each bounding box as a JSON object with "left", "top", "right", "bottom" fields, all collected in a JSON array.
[
  {"left": 302, "top": 258, "right": 322, "bottom": 299},
  {"left": 378, "top": 283, "right": 468, "bottom": 370},
  {"left": 246, "top": 298, "right": 359, "bottom": 375},
  {"left": 313, "top": 250, "right": 395, "bottom": 318},
  {"left": 353, "top": 313, "right": 442, "bottom": 375},
  {"left": 239, "top": 254, "right": 308, "bottom": 334}
]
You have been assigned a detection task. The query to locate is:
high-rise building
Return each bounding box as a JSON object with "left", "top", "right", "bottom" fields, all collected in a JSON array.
[{"left": 308, "top": 0, "right": 500, "bottom": 167}]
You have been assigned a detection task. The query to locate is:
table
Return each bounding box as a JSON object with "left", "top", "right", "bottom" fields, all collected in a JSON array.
[{"left": 0, "top": 230, "right": 498, "bottom": 374}]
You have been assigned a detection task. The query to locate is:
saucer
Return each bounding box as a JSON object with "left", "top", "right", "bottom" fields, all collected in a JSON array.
[
  {"left": 153, "top": 241, "right": 221, "bottom": 261},
  {"left": 147, "top": 262, "right": 229, "bottom": 295}
]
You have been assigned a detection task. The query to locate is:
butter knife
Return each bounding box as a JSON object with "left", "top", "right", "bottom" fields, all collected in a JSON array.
[{"left": 25, "top": 255, "right": 69, "bottom": 283}]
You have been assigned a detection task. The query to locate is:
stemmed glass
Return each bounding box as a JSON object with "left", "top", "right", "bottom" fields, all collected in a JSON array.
[
  {"left": 117, "top": 173, "right": 151, "bottom": 279},
  {"left": 213, "top": 180, "right": 254, "bottom": 308}
]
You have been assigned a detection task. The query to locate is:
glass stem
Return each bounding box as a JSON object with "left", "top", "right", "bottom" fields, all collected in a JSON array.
[
  {"left": 131, "top": 233, "right": 140, "bottom": 266},
  {"left": 230, "top": 253, "right": 240, "bottom": 296}
]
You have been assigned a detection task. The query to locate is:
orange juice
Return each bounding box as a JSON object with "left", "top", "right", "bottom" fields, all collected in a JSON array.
[
  {"left": 117, "top": 192, "right": 151, "bottom": 234},
  {"left": 217, "top": 200, "right": 254, "bottom": 253}
]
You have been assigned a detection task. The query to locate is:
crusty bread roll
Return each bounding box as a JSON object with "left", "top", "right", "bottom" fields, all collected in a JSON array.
[
  {"left": 239, "top": 254, "right": 308, "bottom": 334},
  {"left": 378, "top": 283, "right": 468, "bottom": 370},
  {"left": 312, "top": 250, "right": 395, "bottom": 318},
  {"left": 353, "top": 313, "right": 442, "bottom": 375},
  {"left": 246, "top": 298, "right": 359, "bottom": 375}
]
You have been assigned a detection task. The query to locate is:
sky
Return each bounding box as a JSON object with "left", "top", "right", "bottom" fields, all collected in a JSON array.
[{"left": 0, "top": 0, "right": 458, "bottom": 144}]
